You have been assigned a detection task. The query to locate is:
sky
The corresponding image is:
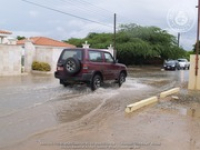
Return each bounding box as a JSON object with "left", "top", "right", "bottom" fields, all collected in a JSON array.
[{"left": 0, "top": 0, "right": 198, "bottom": 50}]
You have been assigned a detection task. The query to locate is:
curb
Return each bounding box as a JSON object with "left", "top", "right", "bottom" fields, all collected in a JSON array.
[
  {"left": 125, "top": 87, "right": 180, "bottom": 113},
  {"left": 160, "top": 88, "right": 180, "bottom": 99},
  {"left": 125, "top": 96, "right": 158, "bottom": 113}
]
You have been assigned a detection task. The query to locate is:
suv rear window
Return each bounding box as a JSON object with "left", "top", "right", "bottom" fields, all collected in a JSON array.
[
  {"left": 89, "top": 51, "right": 102, "bottom": 62},
  {"left": 61, "top": 49, "right": 82, "bottom": 60}
]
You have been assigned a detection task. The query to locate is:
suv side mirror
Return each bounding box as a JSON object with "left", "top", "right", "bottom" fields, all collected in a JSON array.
[{"left": 114, "top": 59, "right": 118, "bottom": 63}]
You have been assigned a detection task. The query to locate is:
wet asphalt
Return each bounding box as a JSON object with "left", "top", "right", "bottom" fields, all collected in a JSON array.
[{"left": 0, "top": 69, "right": 200, "bottom": 150}]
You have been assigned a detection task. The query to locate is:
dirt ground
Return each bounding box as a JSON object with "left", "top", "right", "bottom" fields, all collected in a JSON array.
[{"left": 1, "top": 70, "right": 200, "bottom": 150}]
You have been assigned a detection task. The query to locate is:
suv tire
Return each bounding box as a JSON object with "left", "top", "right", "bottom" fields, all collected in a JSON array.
[
  {"left": 91, "top": 74, "right": 101, "bottom": 91},
  {"left": 60, "top": 79, "right": 70, "bottom": 87},
  {"left": 118, "top": 72, "right": 126, "bottom": 87},
  {"left": 64, "top": 57, "right": 80, "bottom": 75}
]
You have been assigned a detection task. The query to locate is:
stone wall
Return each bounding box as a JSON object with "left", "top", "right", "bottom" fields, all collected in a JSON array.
[
  {"left": 0, "top": 45, "right": 22, "bottom": 76},
  {"left": 24, "top": 40, "right": 35, "bottom": 72}
]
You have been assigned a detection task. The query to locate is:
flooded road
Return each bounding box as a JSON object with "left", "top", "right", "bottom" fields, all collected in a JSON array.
[{"left": 0, "top": 69, "right": 200, "bottom": 150}]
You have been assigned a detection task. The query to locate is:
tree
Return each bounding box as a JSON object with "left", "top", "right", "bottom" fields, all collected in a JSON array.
[
  {"left": 63, "top": 38, "right": 84, "bottom": 47},
  {"left": 192, "top": 41, "right": 200, "bottom": 54},
  {"left": 16, "top": 36, "right": 26, "bottom": 40},
  {"left": 116, "top": 23, "right": 187, "bottom": 64},
  {"left": 63, "top": 23, "right": 187, "bottom": 65},
  {"left": 85, "top": 32, "right": 113, "bottom": 49}
]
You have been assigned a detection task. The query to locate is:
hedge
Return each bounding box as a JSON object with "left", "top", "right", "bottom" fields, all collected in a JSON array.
[{"left": 32, "top": 61, "right": 51, "bottom": 71}]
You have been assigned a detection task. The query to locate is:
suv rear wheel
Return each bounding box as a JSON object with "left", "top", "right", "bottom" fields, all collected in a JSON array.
[
  {"left": 65, "top": 57, "right": 80, "bottom": 74},
  {"left": 91, "top": 74, "right": 101, "bottom": 91}
]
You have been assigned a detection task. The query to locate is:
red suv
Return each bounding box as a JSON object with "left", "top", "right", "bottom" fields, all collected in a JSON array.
[{"left": 54, "top": 48, "right": 127, "bottom": 91}]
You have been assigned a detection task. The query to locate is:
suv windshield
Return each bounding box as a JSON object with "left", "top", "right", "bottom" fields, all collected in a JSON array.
[
  {"left": 61, "top": 49, "right": 82, "bottom": 61},
  {"left": 178, "top": 59, "right": 187, "bottom": 62}
]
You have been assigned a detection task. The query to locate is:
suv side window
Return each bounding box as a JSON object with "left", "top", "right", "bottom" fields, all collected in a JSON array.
[
  {"left": 104, "top": 52, "right": 114, "bottom": 63},
  {"left": 89, "top": 51, "right": 102, "bottom": 62}
]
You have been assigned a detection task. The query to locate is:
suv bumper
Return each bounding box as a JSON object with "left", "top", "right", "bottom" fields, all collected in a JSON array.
[{"left": 54, "top": 71, "right": 92, "bottom": 82}]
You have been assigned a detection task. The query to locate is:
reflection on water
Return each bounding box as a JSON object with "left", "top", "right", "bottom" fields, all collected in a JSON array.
[{"left": 177, "top": 108, "right": 200, "bottom": 118}]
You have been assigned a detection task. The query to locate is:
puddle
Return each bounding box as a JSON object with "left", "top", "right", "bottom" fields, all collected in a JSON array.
[
  {"left": 0, "top": 70, "right": 194, "bottom": 150},
  {"left": 176, "top": 107, "right": 200, "bottom": 118}
]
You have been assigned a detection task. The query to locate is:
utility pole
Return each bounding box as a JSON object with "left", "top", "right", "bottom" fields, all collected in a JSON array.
[
  {"left": 196, "top": 0, "right": 200, "bottom": 76},
  {"left": 113, "top": 13, "right": 117, "bottom": 59},
  {"left": 178, "top": 32, "right": 180, "bottom": 47}
]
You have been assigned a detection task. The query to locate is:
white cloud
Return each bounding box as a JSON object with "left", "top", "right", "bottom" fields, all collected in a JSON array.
[
  {"left": 29, "top": 10, "right": 39, "bottom": 17},
  {"left": 1, "top": 0, "right": 198, "bottom": 50},
  {"left": 56, "top": 27, "right": 64, "bottom": 32}
]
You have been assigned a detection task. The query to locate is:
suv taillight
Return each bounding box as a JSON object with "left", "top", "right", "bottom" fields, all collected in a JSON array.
[
  {"left": 82, "top": 64, "right": 89, "bottom": 73},
  {"left": 57, "top": 66, "right": 64, "bottom": 71}
]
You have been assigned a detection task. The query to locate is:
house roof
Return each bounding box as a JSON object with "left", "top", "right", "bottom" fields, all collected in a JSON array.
[
  {"left": 17, "top": 36, "right": 76, "bottom": 48},
  {"left": 0, "top": 30, "right": 12, "bottom": 35}
]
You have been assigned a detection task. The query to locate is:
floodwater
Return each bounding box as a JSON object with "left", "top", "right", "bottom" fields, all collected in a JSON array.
[{"left": 0, "top": 69, "right": 200, "bottom": 150}]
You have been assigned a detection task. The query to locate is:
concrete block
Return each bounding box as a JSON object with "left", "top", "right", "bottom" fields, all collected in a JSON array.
[
  {"left": 160, "top": 88, "right": 180, "bottom": 99},
  {"left": 171, "top": 96, "right": 179, "bottom": 100},
  {"left": 125, "top": 96, "right": 158, "bottom": 113}
]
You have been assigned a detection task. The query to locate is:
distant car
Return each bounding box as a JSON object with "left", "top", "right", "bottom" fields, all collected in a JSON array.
[
  {"left": 54, "top": 48, "right": 127, "bottom": 91},
  {"left": 163, "top": 60, "right": 180, "bottom": 70},
  {"left": 177, "top": 59, "right": 190, "bottom": 70}
]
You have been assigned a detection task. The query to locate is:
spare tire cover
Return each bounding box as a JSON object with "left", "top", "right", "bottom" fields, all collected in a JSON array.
[{"left": 64, "top": 57, "right": 80, "bottom": 74}]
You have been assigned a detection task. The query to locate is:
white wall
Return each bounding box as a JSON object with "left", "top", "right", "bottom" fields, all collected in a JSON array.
[
  {"left": 52, "top": 48, "right": 63, "bottom": 72},
  {"left": 24, "top": 40, "right": 35, "bottom": 72},
  {"left": 34, "top": 46, "right": 63, "bottom": 73},
  {"left": 0, "top": 45, "right": 22, "bottom": 76}
]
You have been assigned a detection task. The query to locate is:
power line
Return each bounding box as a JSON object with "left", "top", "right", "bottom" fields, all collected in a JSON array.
[
  {"left": 56, "top": 0, "right": 114, "bottom": 22},
  {"left": 72, "top": 0, "right": 133, "bottom": 22},
  {"left": 22, "top": 0, "right": 113, "bottom": 29},
  {"left": 68, "top": 0, "right": 114, "bottom": 14},
  {"left": 62, "top": 0, "right": 133, "bottom": 25}
]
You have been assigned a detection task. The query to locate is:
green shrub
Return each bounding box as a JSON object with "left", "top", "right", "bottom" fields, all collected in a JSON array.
[{"left": 32, "top": 61, "right": 51, "bottom": 71}]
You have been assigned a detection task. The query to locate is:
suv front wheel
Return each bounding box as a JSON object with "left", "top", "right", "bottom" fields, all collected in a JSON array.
[
  {"left": 118, "top": 72, "right": 126, "bottom": 87},
  {"left": 91, "top": 74, "right": 101, "bottom": 91}
]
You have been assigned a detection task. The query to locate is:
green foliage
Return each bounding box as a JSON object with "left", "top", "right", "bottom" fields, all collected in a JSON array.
[
  {"left": 16, "top": 36, "right": 26, "bottom": 40},
  {"left": 65, "top": 32, "right": 113, "bottom": 49},
  {"left": 116, "top": 23, "right": 187, "bottom": 65},
  {"left": 63, "top": 38, "right": 84, "bottom": 47},
  {"left": 192, "top": 41, "right": 200, "bottom": 54},
  {"left": 63, "top": 23, "right": 188, "bottom": 65},
  {"left": 85, "top": 32, "right": 113, "bottom": 49},
  {"left": 32, "top": 61, "right": 51, "bottom": 71},
  {"left": 185, "top": 51, "right": 194, "bottom": 60}
]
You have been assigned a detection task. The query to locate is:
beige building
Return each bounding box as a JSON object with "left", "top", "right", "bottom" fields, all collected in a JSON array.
[{"left": 0, "top": 30, "right": 17, "bottom": 45}]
